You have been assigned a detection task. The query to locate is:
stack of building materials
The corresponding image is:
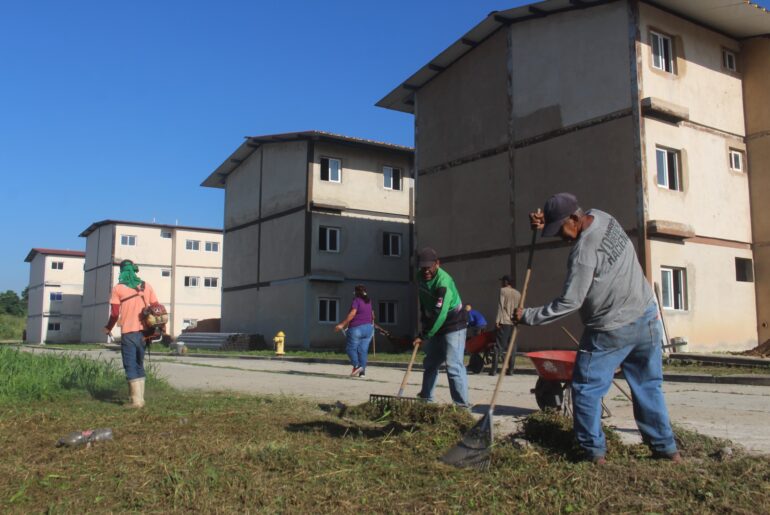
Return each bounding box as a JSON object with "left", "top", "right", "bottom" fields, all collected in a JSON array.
[{"left": 175, "top": 332, "right": 265, "bottom": 351}]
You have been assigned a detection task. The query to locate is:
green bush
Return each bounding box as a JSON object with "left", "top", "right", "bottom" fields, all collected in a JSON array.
[{"left": 0, "top": 314, "right": 25, "bottom": 340}]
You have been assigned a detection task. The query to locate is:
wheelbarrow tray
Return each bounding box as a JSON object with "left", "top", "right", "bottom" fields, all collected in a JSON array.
[
  {"left": 465, "top": 331, "right": 497, "bottom": 354},
  {"left": 526, "top": 350, "right": 577, "bottom": 382}
]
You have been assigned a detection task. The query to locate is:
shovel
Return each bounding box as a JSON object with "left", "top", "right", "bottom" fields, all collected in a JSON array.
[{"left": 440, "top": 224, "right": 539, "bottom": 470}]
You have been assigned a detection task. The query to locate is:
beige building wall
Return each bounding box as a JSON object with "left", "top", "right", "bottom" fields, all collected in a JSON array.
[
  {"left": 209, "top": 134, "right": 415, "bottom": 348},
  {"left": 25, "top": 252, "right": 85, "bottom": 344},
  {"left": 80, "top": 222, "right": 222, "bottom": 342},
  {"left": 742, "top": 36, "right": 770, "bottom": 344}
]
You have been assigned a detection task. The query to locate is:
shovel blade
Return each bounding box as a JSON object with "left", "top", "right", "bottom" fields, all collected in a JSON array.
[{"left": 440, "top": 411, "right": 493, "bottom": 470}]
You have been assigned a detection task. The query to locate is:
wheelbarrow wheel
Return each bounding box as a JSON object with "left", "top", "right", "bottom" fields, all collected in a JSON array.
[
  {"left": 467, "top": 353, "right": 484, "bottom": 374},
  {"left": 533, "top": 378, "right": 565, "bottom": 411}
]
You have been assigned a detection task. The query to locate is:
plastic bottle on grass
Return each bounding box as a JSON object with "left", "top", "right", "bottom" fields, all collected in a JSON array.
[{"left": 56, "top": 428, "right": 113, "bottom": 447}]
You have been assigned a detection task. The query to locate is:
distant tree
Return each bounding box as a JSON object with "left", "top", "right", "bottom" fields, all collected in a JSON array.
[
  {"left": 0, "top": 290, "right": 24, "bottom": 316},
  {"left": 21, "top": 287, "right": 29, "bottom": 314}
]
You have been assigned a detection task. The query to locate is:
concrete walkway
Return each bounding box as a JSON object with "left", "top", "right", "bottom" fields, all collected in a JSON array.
[{"left": 23, "top": 347, "right": 770, "bottom": 455}]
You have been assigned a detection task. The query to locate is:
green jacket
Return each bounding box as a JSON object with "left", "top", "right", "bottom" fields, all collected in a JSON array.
[{"left": 417, "top": 267, "right": 467, "bottom": 339}]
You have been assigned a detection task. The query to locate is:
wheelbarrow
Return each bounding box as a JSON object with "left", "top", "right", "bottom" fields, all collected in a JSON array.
[
  {"left": 526, "top": 350, "right": 611, "bottom": 418},
  {"left": 465, "top": 331, "right": 503, "bottom": 376}
]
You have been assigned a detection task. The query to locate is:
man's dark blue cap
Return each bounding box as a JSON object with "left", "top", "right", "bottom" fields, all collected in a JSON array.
[{"left": 542, "top": 193, "right": 579, "bottom": 237}]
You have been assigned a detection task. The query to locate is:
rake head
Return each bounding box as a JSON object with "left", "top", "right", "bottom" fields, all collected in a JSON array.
[
  {"left": 440, "top": 410, "right": 494, "bottom": 470},
  {"left": 368, "top": 394, "right": 425, "bottom": 407}
]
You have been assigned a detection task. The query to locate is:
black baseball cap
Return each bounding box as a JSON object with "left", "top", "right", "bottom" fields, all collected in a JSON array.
[
  {"left": 417, "top": 247, "right": 439, "bottom": 268},
  {"left": 542, "top": 193, "right": 579, "bottom": 237}
]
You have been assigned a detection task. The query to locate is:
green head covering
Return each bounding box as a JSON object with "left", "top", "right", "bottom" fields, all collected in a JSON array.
[{"left": 118, "top": 260, "right": 143, "bottom": 289}]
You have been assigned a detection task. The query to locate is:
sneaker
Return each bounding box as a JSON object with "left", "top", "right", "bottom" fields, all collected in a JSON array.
[
  {"left": 652, "top": 451, "right": 683, "bottom": 463},
  {"left": 351, "top": 367, "right": 363, "bottom": 377},
  {"left": 359, "top": 369, "right": 366, "bottom": 378}
]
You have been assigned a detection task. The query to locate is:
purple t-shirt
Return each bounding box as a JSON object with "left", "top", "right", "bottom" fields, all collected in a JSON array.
[{"left": 349, "top": 297, "right": 373, "bottom": 328}]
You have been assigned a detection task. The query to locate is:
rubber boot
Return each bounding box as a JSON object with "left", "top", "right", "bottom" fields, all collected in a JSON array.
[
  {"left": 126, "top": 379, "right": 143, "bottom": 408},
  {"left": 135, "top": 378, "right": 146, "bottom": 408}
]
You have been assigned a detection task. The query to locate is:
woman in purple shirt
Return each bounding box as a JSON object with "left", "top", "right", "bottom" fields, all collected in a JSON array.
[{"left": 335, "top": 284, "right": 374, "bottom": 377}]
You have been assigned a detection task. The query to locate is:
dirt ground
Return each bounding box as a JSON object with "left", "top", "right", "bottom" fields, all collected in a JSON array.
[{"left": 23, "top": 347, "right": 770, "bottom": 454}]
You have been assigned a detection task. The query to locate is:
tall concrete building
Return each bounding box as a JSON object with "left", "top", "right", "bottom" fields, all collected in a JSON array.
[
  {"left": 203, "top": 131, "right": 414, "bottom": 348},
  {"left": 24, "top": 248, "right": 86, "bottom": 344},
  {"left": 79, "top": 220, "right": 223, "bottom": 342},
  {"left": 378, "top": 0, "right": 770, "bottom": 351}
]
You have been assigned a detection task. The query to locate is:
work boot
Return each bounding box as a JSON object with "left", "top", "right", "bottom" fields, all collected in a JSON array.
[
  {"left": 136, "top": 377, "right": 146, "bottom": 408},
  {"left": 126, "top": 379, "right": 144, "bottom": 409}
]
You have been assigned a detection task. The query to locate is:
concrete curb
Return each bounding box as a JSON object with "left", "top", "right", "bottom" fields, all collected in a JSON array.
[{"left": 21, "top": 344, "right": 770, "bottom": 387}]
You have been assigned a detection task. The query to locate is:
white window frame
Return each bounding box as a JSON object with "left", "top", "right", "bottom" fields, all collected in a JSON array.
[
  {"left": 51, "top": 261, "right": 64, "bottom": 270},
  {"left": 661, "top": 267, "right": 687, "bottom": 311},
  {"left": 182, "top": 318, "right": 197, "bottom": 329},
  {"left": 204, "top": 241, "right": 219, "bottom": 253},
  {"left": 319, "top": 226, "right": 340, "bottom": 253},
  {"left": 160, "top": 230, "right": 172, "bottom": 239},
  {"left": 161, "top": 269, "right": 171, "bottom": 278},
  {"left": 47, "top": 322, "right": 61, "bottom": 331},
  {"left": 186, "top": 239, "right": 200, "bottom": 251},
  {"left": 651, "top": 31, "right": 674, "bottom": 73},
  {"left": 383, "top": 166, "right": 402, "bottom": 191},
  {"left": 723, "top": 49, "right": 737, "bottom": 72},
  {"left": 184, "top": 276, "right": 199, "bottom": 287},
  {"left": 729, "top": 149, "right": 744, "bottom": 172},
  {"left": 120, "top": 235, "right": 137, "bottom": 246},
  {"left": 320, "top": 157, "right": 342, "bottom": 183},
  {"left": 50, "top": 291, "right": 63, "bottom": 302},
  {"left": 383, "top": 232, "right": 402, "bottom": 257},
  {"left": 204, "top": 277, "right": 219, "bottom": 288},
  {"left": 656, "top": 146, "right": 682, "bottom": 191},
  {"left": 378, "top": 301, "right": 398, "bottom": 325},
  {"left": 318, "top": 297, "right": 339, "bottom": 323}
]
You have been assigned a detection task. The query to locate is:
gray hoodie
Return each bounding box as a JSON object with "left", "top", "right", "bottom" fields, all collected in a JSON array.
[{"left": 521, "top": 209, "right": 654, "bottom": 331}]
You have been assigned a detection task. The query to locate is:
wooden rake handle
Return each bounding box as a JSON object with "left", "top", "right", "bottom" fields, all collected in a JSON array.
[
  {"left": 488, "top": 225, "right": 538, "bottom": 412},
  {"left": 397, "top": 341, "right": 421, "bottom": 397}
]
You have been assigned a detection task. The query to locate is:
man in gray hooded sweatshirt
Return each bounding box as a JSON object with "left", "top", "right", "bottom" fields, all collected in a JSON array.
[{"left": 514, "top": 193, "right": 680, "bottom": 464}]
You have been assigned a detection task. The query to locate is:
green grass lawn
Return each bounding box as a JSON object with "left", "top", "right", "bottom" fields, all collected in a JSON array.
[{"left": 1, "top": 346, "right": 769, "bottom": 513}]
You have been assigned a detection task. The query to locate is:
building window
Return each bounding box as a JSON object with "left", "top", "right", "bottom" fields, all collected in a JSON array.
[
  {"left": 320, "top": 157, "right": 341, "bottom": 183},
  {"left": 723, "top": 49, "right": 737, "bottom": 72},
  {"left": 160, "top": 230, "right": 172, "bottom": 239},
  {"left": 383, "top": 166, "right": 402, "bottom": 191},
  {"left": 204, "top": 277, "right": 219, "bottom": 288},
  {"left": 51, "top": 261, "right": 64, "bottom": 270},
  {"left": 661, "top": 267, "right": 687, "bottom": 310},
  {"left": 382, "top": 233, "right": 401, "bottom": 257},
  {"left": 120, "top": 235, "right": 137, "bottom": 246},
  {"left": 182, "top": 319, "right": 197, "bottom": 329},
  {"left": 318, "top": 298, "right": 339, "bottom": 323},
  {"left": 186, "top": 240, "right": 200, "bottom": 251},
  {"left": 729, "top": 149, "right": 744, "bottom": 172},
  {"left": 161, "top": 270, "right": 171, "bottom": 278},
  {"left": 736, "top": 258, "right": 754, "bottom": 283},
  {"left": 49, "top": 292, "right": 63, "bottom": 302},
  {"left": 205, "top": 241, "right": 219, "bottom": 252},
  {"left": 378, "top": 301, "right": 397, "bottom": 325},
  {"left": 184, "top": 276, "right": 199, "bottom": 287},
  {"left": 319, "top": 226, "right": 340, "bottom": 252},
  {"left": 651, "top": 31, "right": 674, "bottom": 73},
  {"left": 47, "top": 322, "right": 61, "bottom": 331},
  {"left": 656, "top": 147, "right": 682, "bottom": 191}
]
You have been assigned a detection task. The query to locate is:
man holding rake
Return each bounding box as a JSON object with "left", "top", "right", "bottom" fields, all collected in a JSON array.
[{"left": 514, "top": 193, "right": 680, "bottom": 465}]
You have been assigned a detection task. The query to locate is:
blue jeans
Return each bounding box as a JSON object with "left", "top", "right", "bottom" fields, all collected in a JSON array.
[
  {"left": 345, "top": 324, "right": 373, "bottom": 369},
  {"left": 121, "top": 331, "right": 146, "bottom": 381},
  {"left": 572, "top": 302, "right": 677, "bottom": 459},
  {"left": 419, "top": 328, "right": 470, "bottom": 407}
]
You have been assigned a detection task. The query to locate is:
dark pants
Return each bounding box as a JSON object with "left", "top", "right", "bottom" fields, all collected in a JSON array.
[
  {"left": 494, "top": 324, "right": 516, "bottom": 376},
  {"left": 121, "top": 331, "right": 146, "bottom": 381}
]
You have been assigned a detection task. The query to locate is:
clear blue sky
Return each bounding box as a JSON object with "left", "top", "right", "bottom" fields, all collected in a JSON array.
[{"left": 1, "top": 0, "right": 768, "bottom": 294}]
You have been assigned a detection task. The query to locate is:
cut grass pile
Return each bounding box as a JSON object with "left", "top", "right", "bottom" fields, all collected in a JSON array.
[{"left": 2, "top": 349, "right": 769, "bottom": 513}]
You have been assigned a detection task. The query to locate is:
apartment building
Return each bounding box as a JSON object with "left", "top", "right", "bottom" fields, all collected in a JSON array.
[
  {"left": 378, "top": 0, "right": 770, "bottom": 351},
  {"left": 202, "top": 131, "right": 414, "bottom": 348},
  {"left": 79, "top": 220, "right": 223, "bottom": 342},
  {"left": 24, "top": 248, "right": 86, "bottom": 344}
]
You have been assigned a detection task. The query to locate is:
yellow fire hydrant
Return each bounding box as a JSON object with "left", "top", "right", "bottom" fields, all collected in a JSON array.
[{"left": 273, "top": 331, "right": 286, "bottom": 356}]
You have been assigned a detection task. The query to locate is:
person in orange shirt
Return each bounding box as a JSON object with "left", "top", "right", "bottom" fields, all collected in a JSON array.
[{"left": 104, "top": 259, "right": 158, "bottom": 408}]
